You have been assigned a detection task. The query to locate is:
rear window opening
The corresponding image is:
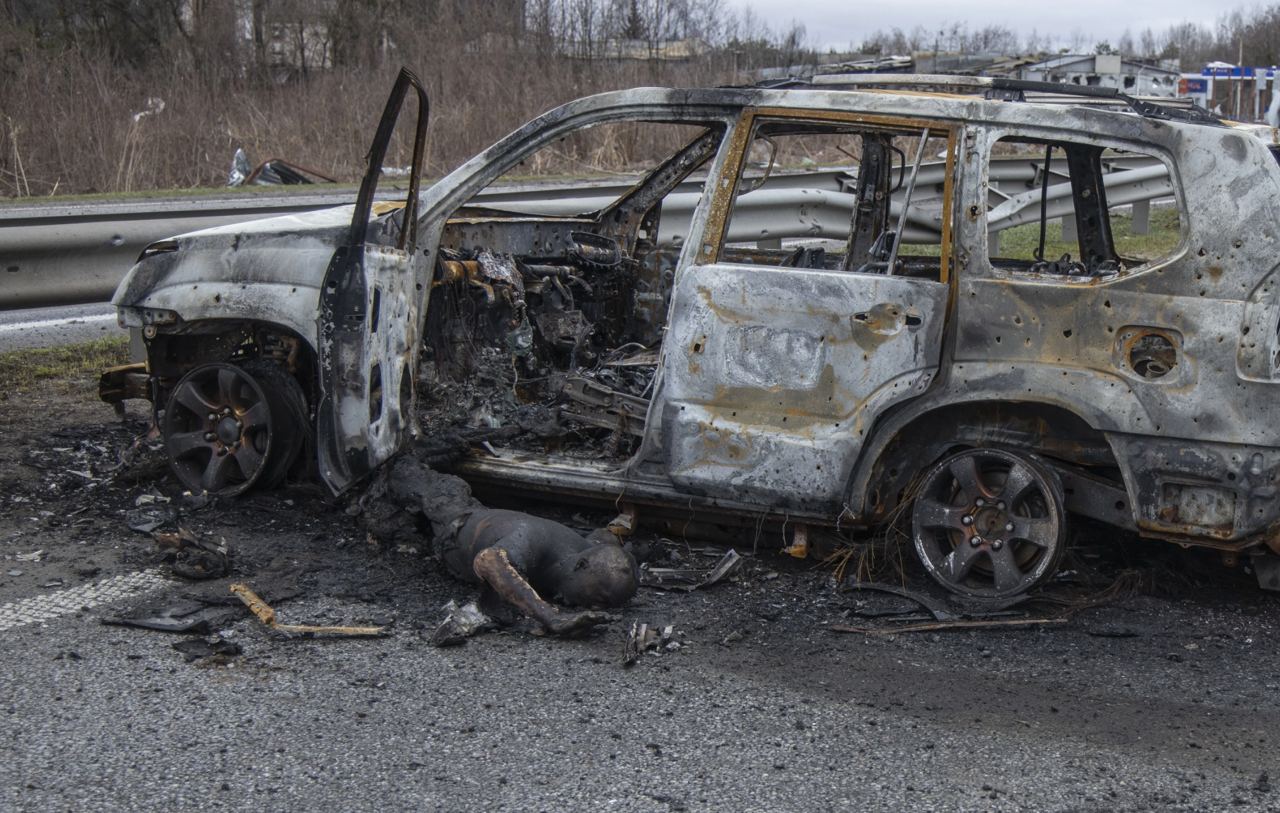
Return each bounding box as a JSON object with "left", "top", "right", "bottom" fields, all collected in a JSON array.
[
  {"left": 986, "top": 137, "right": 1183, "bottom": 279},
  {"left": 716, "top": 118, "right": 953, "bottom": 282}
]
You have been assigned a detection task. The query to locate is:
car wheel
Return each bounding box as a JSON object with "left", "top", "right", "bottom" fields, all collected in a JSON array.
[
  {"left": 162, "top": 362, "right": 304, "bottom": 496},
  {"left": 911, "top": 447, "right": 1066, "bottom": 598}
]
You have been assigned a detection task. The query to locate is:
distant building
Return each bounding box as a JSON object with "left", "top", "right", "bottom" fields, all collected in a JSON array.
[
  {"left": 1018, "top": 54, "right": 1181, "bottom": 97},
  {"left": 1182, "top": 64, "right": 1278, "bottom": 121},
  {"left": 178, "top": 0, "right": 526, "bottom": 77}
]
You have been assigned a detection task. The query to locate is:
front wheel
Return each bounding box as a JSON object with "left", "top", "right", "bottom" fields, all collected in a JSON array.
[
  {"left": 911, "top": 447, "right": 1066, "bottom": 598},
  {"left": 162, "top": 362, "right": 306, "bottom": 496}
]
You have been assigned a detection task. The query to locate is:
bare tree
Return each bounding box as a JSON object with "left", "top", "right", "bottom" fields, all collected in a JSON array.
[
  {"left": 1138, "top": 27, "right": 1160, "bottom": 59},
  {"left": 1117, "top": 29, "right": 1135, "bottom": 57}
]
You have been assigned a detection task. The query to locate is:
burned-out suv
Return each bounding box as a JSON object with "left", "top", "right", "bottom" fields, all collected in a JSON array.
[{"left": 104, "top": 70, "right": 1280, "bottom": 598}]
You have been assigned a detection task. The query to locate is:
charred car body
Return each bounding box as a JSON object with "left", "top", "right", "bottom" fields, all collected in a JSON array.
[{"left": 104, "top": 70, "right": 1280, "bottom": 598}]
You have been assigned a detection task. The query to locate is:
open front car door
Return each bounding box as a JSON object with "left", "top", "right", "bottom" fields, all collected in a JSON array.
[{"left": 316, "top": 67, "right": 430, "bottom": 494}]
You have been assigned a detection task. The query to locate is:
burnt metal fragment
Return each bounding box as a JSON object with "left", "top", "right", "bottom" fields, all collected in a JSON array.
[
  {"left": 623, "top": 621, "right": 678, "bottom": 666},
  {"left": 430, "top": 600, "right": 495, "bottom": 647},
  {"left": 101, "top": 601, "right": 241, "bottom": 634},
  {"left": 152, "top": 527, "right": 230, "bottom": 580},
  {"left": 640, "top": 549, "right": 743, "bottom": 592}
]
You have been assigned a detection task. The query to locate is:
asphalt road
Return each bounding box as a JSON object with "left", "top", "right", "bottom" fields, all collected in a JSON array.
[
  {"left": 2, "top": 491, "right": 1278, "bottom": 812},
  {"left": 0, "top": 303, "right": 125, "bottom": 351},
  {"left": 1, "top": 331, "right": 1278, "bottom": 812}
]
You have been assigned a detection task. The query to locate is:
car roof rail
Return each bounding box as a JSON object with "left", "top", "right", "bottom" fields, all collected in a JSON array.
[
  {"left": 753, "top": 74, "right": 1224, "bottom": 127},
  {"left": 988, "top": 78, "right": 1223, "bottom": 125},
  {"left": 753, "top": 73, "right": 992, "bottom": 93}
]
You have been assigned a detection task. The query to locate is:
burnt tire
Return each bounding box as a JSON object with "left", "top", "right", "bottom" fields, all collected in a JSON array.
[
  {"left": 240, "top": 360, "right": 310, "bottom": 486},
  {"left": 911, "top": 447, "right": 1066, "bottom": 599},
  {"left": 162, "top": 361, "right": 307, "bottom": 496}
]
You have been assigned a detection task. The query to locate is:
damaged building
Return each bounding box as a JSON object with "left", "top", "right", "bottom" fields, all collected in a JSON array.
[{"left": 1019, "top": 53, "right": 1181, "bottom": 97}]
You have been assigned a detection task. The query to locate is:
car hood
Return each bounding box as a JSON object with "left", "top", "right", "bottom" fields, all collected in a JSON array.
[
  {"left": 108, "top": 204, "right": 371, "bottom": 349},
  {"left": 112, "top": 204, "right": 357, "bottom": 309}
]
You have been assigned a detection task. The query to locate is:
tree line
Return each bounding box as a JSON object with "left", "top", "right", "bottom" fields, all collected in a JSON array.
[
  {"left": 0, "top": 1, "right": 810, "bottom": 197},
  {"left": 4, "top": 1, "right": 1280, "bottom": 198},
  {"left": 856, "top": 8, "right": 1280, "bottom": 67},
  {"left": 0, "top": 1, "right": 810, "bottom": 76}
]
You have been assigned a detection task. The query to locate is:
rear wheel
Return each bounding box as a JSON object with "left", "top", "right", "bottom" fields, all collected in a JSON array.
[
  {"left": 162, "top": 362, "right": 305, "bottom": 496},
  {"left": 911, "top": 447, "right": 1066, "bottom": 598}
]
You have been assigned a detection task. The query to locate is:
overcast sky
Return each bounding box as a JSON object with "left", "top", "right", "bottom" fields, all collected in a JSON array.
[{"left": 741, "top": 0, "right": 1227, "bottom": 51}]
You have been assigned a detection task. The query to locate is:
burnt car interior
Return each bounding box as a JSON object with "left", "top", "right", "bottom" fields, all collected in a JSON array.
[
  {"left": 419, "top": 120, "right": 727, "bottom": 464},
  {"left": 418, "top": 114, "right": 957, "bottom": 474}
]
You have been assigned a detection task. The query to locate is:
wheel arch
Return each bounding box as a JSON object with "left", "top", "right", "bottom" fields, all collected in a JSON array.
[
  {"left": 153, "top": 320, "right": 317, "bottom": 496},
  {"left": 146, "top": 318, "right": 318, "bottom": 407},
  {"left": 847, "top": 397, "right": 1121, "bottom": 525}
]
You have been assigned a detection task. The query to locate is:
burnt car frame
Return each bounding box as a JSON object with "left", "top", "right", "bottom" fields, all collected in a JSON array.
[{"left": 105, "top": 69, "right": 1280, "bottom": 598}]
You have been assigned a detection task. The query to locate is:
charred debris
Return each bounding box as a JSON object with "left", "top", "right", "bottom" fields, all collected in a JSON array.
[{"left": 420, "top": 234, "right": 666, "bottom": 464}]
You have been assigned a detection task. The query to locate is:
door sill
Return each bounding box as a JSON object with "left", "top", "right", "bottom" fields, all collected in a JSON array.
[{"left": 454, "top": 450, "right": 842, "bottom": 527}]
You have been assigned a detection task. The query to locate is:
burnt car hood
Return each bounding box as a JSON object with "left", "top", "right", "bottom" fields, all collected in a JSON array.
[{"left": 112, "top": 204, "right": 358, "bottom": 345}]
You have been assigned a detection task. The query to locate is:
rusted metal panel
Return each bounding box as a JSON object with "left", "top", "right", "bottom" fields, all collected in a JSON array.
[
  {"left": 1107, "top": 433, "right": 1280, "bottom": 541},
  {"left": 656, "top": 263, "right": 947, "bottom": 509},
  {"left": 318, "top": 243, "right": 421, "bottom": 478},
  {"left": 313, "top": 68, "right": 431, "bottom": 494},
  {"left": 947, "top": 123, "right": 1280, "bottom": 448}
]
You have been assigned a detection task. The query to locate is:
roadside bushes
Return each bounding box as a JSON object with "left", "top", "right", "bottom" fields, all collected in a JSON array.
[{"left": 0, "top": 3, "right": 802, "bottom": 198}]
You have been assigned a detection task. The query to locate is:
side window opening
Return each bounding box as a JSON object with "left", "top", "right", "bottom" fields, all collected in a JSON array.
[
  {"left": 717, "top": 119, "right": 952, "bottom": 281},
  {"left": 437, "top": 118, "right": 725, "bottom": 349},
  {"left": 452, "top": 121, "right": 717, "bottom": 222},
  {"left": 987, "top": 137, "right": 1181, "bottom": 278}
]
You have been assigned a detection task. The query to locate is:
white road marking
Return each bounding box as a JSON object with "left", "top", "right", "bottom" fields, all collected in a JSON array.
[
  {"left": 0, "top": 313, "right": 116, "bottom": 333},
  {"left": 0, "top": 569, "right": 170, "bottom": 632}
]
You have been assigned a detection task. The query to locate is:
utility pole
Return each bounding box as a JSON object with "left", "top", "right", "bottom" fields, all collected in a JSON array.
[{"left": 1238, "top": 37, "right": 1245, "bottom": 120}]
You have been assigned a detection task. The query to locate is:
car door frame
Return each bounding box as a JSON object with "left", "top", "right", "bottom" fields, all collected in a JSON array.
[
  {"left": 315, "top": 67, "right": 430, "bottom": 494},
  {"left": 640, "top": 105, "right": 961, "bottom": 513}
]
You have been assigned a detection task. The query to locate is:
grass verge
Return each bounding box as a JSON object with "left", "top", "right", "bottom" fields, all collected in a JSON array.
[
  {"left": 995, "top": 207, "right": 1182, "bottom": 262},
  {"left": 0, "top": 336, "right": 130, "bottom": 393}
]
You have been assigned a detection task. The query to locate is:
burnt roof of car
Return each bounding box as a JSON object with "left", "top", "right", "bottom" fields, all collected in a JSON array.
[{"left": 752, "top": 74, "right": 1224, "bottom": 127}]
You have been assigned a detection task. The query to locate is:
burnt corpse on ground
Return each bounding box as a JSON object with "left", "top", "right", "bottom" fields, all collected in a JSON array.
[{"left": 384, "top": 457, "right": 638, "bottom": 636}]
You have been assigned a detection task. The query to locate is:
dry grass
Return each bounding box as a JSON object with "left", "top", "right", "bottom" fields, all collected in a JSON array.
[
  {"left": 824, "top": 470, "right": 928, "bottom": 588},
  {"left": 0, "top": 26, "right": 739, "bottom": 199},
  {"left": 0, "top": 337, "right": 130, "bottom": 396},
  {"left": 998, "top": 207, "right": 1182, "bottom": 264}
]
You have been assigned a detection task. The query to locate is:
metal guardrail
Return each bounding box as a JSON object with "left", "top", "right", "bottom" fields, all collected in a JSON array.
[
  {"left": 0, "top": 156, "right": 1166, "bottom": 310},
  {"left": 0, "top": 192, "right": 362, "bottom": 310}
]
